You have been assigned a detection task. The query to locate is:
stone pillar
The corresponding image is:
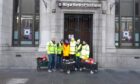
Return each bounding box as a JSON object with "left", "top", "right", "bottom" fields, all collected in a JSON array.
[
  {"left": 0, "top": 0, "right": 3, "bottom": 66},
  {"left": 0, "top": 0, "right": 13, "bottom": 51},
  {"left": 0, "top": 0, "right": 13, "bottom": 68},
  {"left": 39, "top": 0, "right": 51, "bottom": 51},
  {"left": 0, "top": 0, "right": 3, "bottom": 50},
  {"left": 106, "top": 0, "right": 116, "bottom": 52},
  {"left": 101, "top": 1, "right": 107, "bottom": 53},
  {"left": 50, "top": 0, "right": 57, "bottom": 41}
]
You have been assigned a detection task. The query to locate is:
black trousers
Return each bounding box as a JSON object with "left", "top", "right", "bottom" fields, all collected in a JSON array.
[{"left": 70, "top": 54, "right": 76, "bottom": 61}]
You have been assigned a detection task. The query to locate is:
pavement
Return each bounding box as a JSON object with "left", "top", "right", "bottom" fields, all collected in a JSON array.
[{"left": 0, "top": 69, "right": 140, "bottom": 84}]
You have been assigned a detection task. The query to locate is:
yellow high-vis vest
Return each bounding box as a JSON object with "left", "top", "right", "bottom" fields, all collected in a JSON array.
[
  {"left": 70, "top": 41, "right": 76, "bottom": 55},
  {"left": 80, "top": 44, "right": 90, "bottom": 60},
  {"left": 57, "top": 43, "right": 63, "bottom": 55},
  {"left": 76, "top": 44, "right": 82, "bottom": 57},
  {"left": 46, "top": 41, "right": 57, "bottom": 54}
]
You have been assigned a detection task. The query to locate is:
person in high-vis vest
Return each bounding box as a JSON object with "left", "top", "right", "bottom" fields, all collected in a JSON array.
[
  {"left": 46, "top": 39, "right": 57, "bottom": 72},
  {"left": 80, "top": 41, "right": 90, "bottom": 60},
  {"left": 63, "top": 39, "right": 70, "bottom": 59},
  {"left": 56, "top": 40, "right": 63, "bottom": 69},
  {"left": 70, "top": 37, "right": 76, "bottom": 60},
  {"left": 75, "top": 39, "right": 82, "bottom": 70}
]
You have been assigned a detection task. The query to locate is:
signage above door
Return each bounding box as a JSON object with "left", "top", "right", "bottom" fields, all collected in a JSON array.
[{"left": 57, "top": 1, "right": 102, "bottom": 8}]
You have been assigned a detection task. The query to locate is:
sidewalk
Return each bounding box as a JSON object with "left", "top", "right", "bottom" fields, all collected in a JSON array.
[{"left": 0, "top": 69, "right": 140, "bottom": 84}]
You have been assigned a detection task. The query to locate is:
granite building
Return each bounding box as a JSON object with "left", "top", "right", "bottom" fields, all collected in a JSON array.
[{"left": 0, "top": 0, "right": 140, "bottom": 69}]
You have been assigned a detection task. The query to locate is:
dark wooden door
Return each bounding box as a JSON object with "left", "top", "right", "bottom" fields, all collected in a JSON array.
[{"left": 64, "top": 14, "right": 93, "bottom": 57}]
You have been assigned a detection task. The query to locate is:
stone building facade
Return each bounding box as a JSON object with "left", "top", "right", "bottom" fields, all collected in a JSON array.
[{"left": 0, "top": 0, "right": 140, "bottom": 70}]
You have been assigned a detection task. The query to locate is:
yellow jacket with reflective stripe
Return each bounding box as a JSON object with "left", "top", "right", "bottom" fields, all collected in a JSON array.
[
  {"left": 46, "top": 41, "right": 57, "bottom": 54},
  {"left": 57, "top": 43, "right": 63, "bottom": 55},
  {"left": 80, "top": 44, "right": 90, "bottom": 60},
  {"left": 76, "top": 44, "right": 82, "bottom": 57},
  {"left": 70, "top": 41, "right": 76, "bottom": 54}
]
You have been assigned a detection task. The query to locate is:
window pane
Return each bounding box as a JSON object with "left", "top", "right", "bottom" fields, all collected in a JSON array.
[
  {"left": 120, "top": 17, "right": 133, "bottom": 47},
  {"left": 35, "top": 0, "right": 40, "bottom": 13},
  {"left": 115, "top": 0, "right": 119, "bottom": 16},
  {"left": 120, "top": 0, "right": 134, "bottom": 16},
  {"left": 13, "top": 0, "right": 20, "bottom": 14},
  {"left": 35, "top": 15, "right": 39, "bottom": 46},
  {"left": 20, "top": 15, "right": 33, "bottom": 45},
  {"left": 21, "top": 0, "right": 35, "bottom": 14},
  {"left": 135, "top": 0, "right": 140, "bottom": 16},
  {"left": 135, "top": 17, "right": 140, "bottom": 47},
  {"left": 115, "top": 17, "right": 119, "bottom": 46},
  {"left": 13, "top": 15, "right": 19, "bottom": 46}
]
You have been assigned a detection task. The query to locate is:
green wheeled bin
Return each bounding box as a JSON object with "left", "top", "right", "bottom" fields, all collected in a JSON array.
[{"left": 37, "top": 57, "right": 48, "bottom": 71}]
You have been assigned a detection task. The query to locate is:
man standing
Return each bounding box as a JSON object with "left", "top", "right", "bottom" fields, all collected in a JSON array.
[
  {"left": 80, "top": 41, "right": 90, "bottom": 60},
  {"left": 75, "top": 39, "right": 82, "bottom": 70},
  {"left": 56, "top": 40, "right": 63, "bottom": 70},
  {"left": 63, "top": 39, "right": 70, "bottom": 59},
  {"left": 46, "top": 38, "right": 57, "bottom": 72},
  {"left": 69, "top": 37, "right": 76, "bottom": 60}
]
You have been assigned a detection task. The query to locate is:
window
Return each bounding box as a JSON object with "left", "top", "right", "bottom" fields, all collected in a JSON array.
[
  {"left": 135, "top": 2, "right": 139, "bottom": 16},
  {"left": 115, "top": 0, "right": 119, "bottom": 16},
  {"left": 120, "top": 17, "right": 133, "bottom": 47},
  {"left": 115, "top": 0, "right": 140, "bottom": 48},
  {"left": 13, "top": 0, "right": 40, "bottom": 47},
  {"left": 115, "top": 17, "right": 119, "bottom": 46}
]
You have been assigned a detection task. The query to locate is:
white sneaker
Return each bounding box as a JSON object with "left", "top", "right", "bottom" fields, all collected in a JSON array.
[
  {"left": 79, "top": 68, "right": 82, "bottom": 71},
  {"left": 90, "top": 70, "right": 94, "bottom": 74},
  {"left": 52, "top": 69, "right": 56, "bottom": 72},
  {"left": 48, "top": 69, "right": 52, "bottom": 72},
  {"left": 75, "top": 68, "right": 78, "bottom": 71}
]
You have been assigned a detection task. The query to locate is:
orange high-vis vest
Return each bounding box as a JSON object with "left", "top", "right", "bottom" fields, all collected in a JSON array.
[{"left": 63, "top": 44, "right": 70, "bottom": 57}]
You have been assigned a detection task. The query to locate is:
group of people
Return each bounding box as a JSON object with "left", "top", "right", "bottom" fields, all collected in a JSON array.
[{"left": 46, "top": 37, "right": 90, "bottom": 72}]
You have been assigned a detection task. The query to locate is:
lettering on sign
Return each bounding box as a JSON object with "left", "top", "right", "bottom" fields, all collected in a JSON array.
[{"left": 58, "top": 1, "right": 102, "bottom": 8}]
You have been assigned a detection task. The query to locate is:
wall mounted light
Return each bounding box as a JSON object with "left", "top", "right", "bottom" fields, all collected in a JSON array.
[
  {"left": 52, "top": 9, "right": 56, "bottom": 13},
  {"left": 102, "top": 10, "right": 107, "bottom": 14}
]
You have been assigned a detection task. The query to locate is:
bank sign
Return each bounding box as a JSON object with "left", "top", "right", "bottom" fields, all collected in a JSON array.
[{"left": 58, "top": 1, "right": 102, "bottom": 8}]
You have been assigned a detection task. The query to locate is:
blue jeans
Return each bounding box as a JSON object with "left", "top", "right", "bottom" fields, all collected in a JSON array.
[
  {"left": 48, "top": 54, "right": 55, "bottom": 70},
  {"left": 56, "top": 54, "right": 62, "bottom": 69},
  {"left": 76, "top": 57, "right": 81, "bottom": 69}
]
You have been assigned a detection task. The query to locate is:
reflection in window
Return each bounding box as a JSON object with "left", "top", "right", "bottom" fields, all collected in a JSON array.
[
  {"left": 21, "top": 15, "right": 33, "bottom": 41},
  {"left": 120, "top": 17, "right": 133, "bottom": 47}
]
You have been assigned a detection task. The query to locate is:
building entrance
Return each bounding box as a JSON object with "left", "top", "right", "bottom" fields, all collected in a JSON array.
[{"left": 64, "top": 14, "right": 93, "bottom": 57}]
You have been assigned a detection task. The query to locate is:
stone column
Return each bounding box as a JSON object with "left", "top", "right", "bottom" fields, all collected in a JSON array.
[
  {"left": 39, "top": 0, "right": 51, "bottom": 51},
  {"left": 0, "top": 0, "right": 3, "bottom": 67},
  {"left": 0, "top": 0, "right": 3, "bottom": 50},
  {"left": 50, "top": 0, "right": 57, "bottom": 41},
  {"left": 0, "top": 0, "right": 13, "bottom": 51},
  {"left": 106, "top": 0, "right": 116, "bottom": 52},
  {"left": 0, "top": 0, "right": 13, "bottom": 68}
]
